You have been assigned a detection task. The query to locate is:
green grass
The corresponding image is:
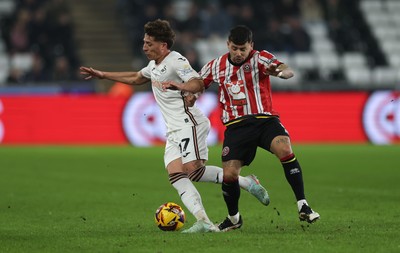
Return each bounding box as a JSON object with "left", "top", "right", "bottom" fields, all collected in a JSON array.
[{"left": 1, "top": 144, "right": 399, "bottom": 253}]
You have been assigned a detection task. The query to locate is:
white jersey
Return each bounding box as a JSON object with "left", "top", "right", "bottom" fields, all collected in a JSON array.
[{"left": 140, "top": 51, "right": 208, "bottom": 132}]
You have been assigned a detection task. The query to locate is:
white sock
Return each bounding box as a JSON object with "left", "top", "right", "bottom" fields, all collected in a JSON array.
[
  {"left": 171, "top": 177, "right": 211, "bottom": 223},
  {"left": 193, "top": 209, "right": 210, "bottom": 223},
  {"left": 297, "top": 199, "right": 308, "bottom": 211},
  {"left": 199, "top": 165, "right": 223, "bottom": 183},
  {"left": 202, "top": 165, "right": 252, "bottom": 191},
  {"left": 228, "top": 212, "right": 240, "bottom": 224}
]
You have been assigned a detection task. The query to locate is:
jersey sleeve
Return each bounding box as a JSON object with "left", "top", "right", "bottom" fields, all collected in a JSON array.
[
  {"left": 173, "top": 56, "right": 200, "bottom": 82},
  {"left": 258, "top": 50, "right": 282, "bottom": 73},
  {"left": 199, "top": 60, "right": 214, "bottom": 89},
  {"left": 140, "top": 63, "right": 151, "bottom": 79}
]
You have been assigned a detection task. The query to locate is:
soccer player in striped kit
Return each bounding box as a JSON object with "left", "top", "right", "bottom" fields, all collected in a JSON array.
[
  {"left": 203, "top": 25, "right": 320, "bottom": 231},
  {"left": 80, "top": 20, "right": 270, "bottom": 233},
  {"left": 164, "top": 25, "right": 320, "bottom": 231}
]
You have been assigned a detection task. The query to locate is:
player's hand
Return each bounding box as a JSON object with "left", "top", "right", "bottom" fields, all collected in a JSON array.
[
  {"left": 265, "top": 63, "right": 282, "bottom": 76},
  {"left": 80, "top": 66, "right": 104, "bottom": 80},
  {"left": 184, "top": 93, "right": 197, "bottom": 107},
  {"left": 161, "top": 81, "right": 182, "bottom": 91}
]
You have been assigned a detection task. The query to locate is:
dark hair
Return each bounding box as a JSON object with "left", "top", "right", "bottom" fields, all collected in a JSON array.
[
  {"left": 144, "top": 19, "right": 175, "bottom": 49},
  {"left": 228, "top": 25, "right": 253, "bottom": 45}
]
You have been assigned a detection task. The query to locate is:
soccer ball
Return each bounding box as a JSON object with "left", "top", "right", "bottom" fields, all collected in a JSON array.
[{"left": 154, "top": 202, "right": 186, "bottom": 231}]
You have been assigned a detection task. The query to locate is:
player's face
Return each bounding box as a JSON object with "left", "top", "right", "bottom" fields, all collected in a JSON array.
[
  {"left": 143, "top": 34, "right": 168, "bottom": 63},
  {"left": 227, "top": 41, "right": 253, "bottom": 64}
]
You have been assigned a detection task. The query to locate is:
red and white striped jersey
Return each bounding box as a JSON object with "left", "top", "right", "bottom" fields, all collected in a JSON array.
[{"left": 200, "top": 50, "right": 282, "bottom": 124}]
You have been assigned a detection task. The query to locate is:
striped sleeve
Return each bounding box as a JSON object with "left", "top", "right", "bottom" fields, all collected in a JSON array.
[
  {"left": 200, "top": 59, "right": 215, "bottom": 89},
  {"left": 258, "top": 50, "right": 282, "bottom": 73}
]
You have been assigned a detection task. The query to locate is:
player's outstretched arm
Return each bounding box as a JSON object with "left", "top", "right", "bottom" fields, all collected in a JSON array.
[
  {"left": 80, "top": 66, "right": 149, "bottom": 86},
  {"left": 161, "top": 78, "right": 204, "bottom": 94}
]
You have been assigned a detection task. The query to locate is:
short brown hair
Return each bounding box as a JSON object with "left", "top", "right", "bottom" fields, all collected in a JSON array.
[
  {"left": 228, "top": 25, "right": 253, "bottom": 45},
  {"left": 144, "top": 19, "right": 175, "bottom": 49}
]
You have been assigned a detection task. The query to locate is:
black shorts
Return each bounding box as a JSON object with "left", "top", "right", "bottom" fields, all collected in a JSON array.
[{"left": 221, "top": 116, "right": 289, "bottom": 166}]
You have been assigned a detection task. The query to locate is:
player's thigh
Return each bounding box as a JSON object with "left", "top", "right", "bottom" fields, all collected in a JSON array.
[
  {"left": 270, "top": 135, "right": 293, "bottom": 159},
  {"left": 180, "top": 121, "right": 210, "bottom": 165},
  {"left": 166, "top": 157, "right": 184, "bottom": 174},
  {"left": 222, "top": 121, "right": 258, "bottom": 166},
  {"left": 164, "top": 122, "right": 210, "bottom": 169},
  {"left": 164, "top": 134, "right": 182, "bottom": 169},
  {"left": 259, "top": 117, "right": 290, "bottom": 153}
]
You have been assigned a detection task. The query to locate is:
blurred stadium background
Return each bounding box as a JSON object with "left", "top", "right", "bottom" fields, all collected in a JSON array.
[{"left": 0, "top": 0, "right": 399, "bottom": 145}]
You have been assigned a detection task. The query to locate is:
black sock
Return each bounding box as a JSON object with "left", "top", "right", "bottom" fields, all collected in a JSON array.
[
  {"left": 281, "top": 153, "right": 305, "bottom": 201},
  {"left": 222, "top": 179, "right": 240, "bottom": 216}
]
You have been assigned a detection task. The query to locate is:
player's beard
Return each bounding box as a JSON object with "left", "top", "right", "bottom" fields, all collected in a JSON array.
[
  {"left": 232, "top": 57, "right": 245, "bottom": 65},
  {"left": 234, "top": 58, "right": 243, "bottom": 64}
]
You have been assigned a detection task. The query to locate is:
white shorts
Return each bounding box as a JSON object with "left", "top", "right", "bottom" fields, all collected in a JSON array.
[{"left": 164, "top": 120, "right": 210, "bottom": 168}]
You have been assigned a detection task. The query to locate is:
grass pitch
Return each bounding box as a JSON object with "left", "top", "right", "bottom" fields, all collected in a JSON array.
[{"left": 1, "top": 144, "right": 399, "bottom": 253}]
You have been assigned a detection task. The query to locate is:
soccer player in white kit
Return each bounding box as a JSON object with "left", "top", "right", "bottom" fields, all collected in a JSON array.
[{"left": 80, "top": 19, "right": 269, "bottom": 233}]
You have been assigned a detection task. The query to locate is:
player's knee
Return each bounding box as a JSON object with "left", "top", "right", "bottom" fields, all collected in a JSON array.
[
  {"left": 183, "top": 159, "right": 205, "bottom": 173},
  {"left": 222, "top": 160, "right": 241, "bottom": 182},
  {"left": 271, "top": 140, "right": 293, "bottom": 158},
  {"left": 222, "top": 168, "right": 240, "bottom": 182},
  {"left": 279, "top": 146, "right": 293, "bottom": 157},
  {"left": 223, "top": 174, "right": 238, "bottom": 182}
]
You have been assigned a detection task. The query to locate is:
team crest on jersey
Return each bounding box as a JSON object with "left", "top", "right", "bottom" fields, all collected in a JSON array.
[
  {"left": 226, "top": 80, "right": 247, "bottom": 106},
  {"left": 222, "top": 146, "right": 230, "bottom": 156},
  {"left": 243, "top": 63, "right": 251, "bottom": 72}
]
